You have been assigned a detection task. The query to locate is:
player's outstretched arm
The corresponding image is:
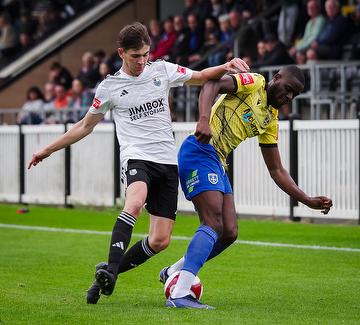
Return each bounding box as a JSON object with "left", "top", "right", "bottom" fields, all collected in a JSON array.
[
  {"left": 195, "top": 75, "right": 237, "bottom": 143},
  {"left": 28, "top": 112, "right": 104, "bottom": 169},
  {"left": 261, "top": 146, "right": 333, "bottom": 214},
  {"left": 186, "top": 58, "right": 249, "bottom": 86}
]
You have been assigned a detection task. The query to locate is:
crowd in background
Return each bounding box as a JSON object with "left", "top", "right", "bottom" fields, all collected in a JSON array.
[{"left": 1, "top": 0, "right": 359, "bottom": 124}]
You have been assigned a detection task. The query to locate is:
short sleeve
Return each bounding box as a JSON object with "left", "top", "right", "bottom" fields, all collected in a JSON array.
[
  {"left": 164, "top": 61, "right": 193, "bottom": 87},
  {"left": 233, "top": 73, "right": 264, "bottom": 94},
  {"left": 258, "top": 110, "right": 279, "bottom": 147},
  {"left": 88, "top": 81, "right": 113, "bottom": 115}
]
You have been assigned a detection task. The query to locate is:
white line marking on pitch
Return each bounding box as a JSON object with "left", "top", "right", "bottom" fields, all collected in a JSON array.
[{"left": 0, "top": 223, "right": 359, "bottom": 253}]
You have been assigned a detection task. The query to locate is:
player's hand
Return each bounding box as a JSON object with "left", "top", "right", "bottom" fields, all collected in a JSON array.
[
  {"left": 306, "top": 196, "right": 333, "bottom": 214},
  {"left": 224, "top": 58, "right": 250, "bottom": 74},
  {"left": 28, "top": 149, "right": 51, "bottom": 169},
  {"left": 195, "top": 119, "right": 212, "bottom": 144}
]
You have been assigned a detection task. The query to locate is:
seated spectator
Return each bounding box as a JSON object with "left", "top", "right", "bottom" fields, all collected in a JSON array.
[
  {"left": 52, "top": 83, "right": 70, "bottom": 110},
  {"left": 43, "top": 82, "right": 56, "bottom": 104},
  {"left": 96, "top": 62, "right": 112, "bottom": 88},
  {"left": 0, "top": 12, "right": 18, "bottom": 58},
  {"left": 150, "top": 18, "right": 177, "bottom": 61},
  {"left": 148, "top": 18, "right": 162, "bottom": 52},
  {"left": 289, "top": 0, "right": 326, "bottom": 58},
  {"left": 48, "top": 62, "right": 73, "bottom": 90},
  {"left": 77, "top": 51, "right": 100, "bottom": 89},
  {"left": 182, "top": 0, "right": 200, "bottom": 23},
  {"left": 250, "top": 40, "right": 268, "bottom": 67},
  {"left": 253, "top": 33, "right": 294, "bottom": 67},
  {"left": 307, "top": 0, "right": 350, "bottom": 60},
  {"left": 33, "top": 3, "right": 63, "bottom": 41},
  {"left": 210, "top": 0, "right": 223, "bottom": 18},
  {"left": 186, "top": 13, "right": 205, "bottom": 64},
  {"left": 218, "top": 14, "right": 233, "bottom": 51},
  {"left": 68, "top": 78, "right": 94, "bottom": 120},
  {"left": 17, "top": 86, "right": 44, "bottom": 125},
  {"left": 170, "top": 15, "right": 190, "bottom": 65}
]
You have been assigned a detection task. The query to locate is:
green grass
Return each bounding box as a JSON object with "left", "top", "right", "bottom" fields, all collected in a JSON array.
[{"left": 0, "top": 203, "right": 359, "bottom": 324}]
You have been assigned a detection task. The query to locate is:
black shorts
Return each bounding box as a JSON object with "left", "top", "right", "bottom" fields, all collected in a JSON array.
[{"left": 122, "top": 159, "right": 178, "bottom": 220}]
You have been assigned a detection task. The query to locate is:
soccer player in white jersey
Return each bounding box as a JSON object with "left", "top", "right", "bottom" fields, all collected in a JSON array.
[{"left": 28, "top": 22, "right": 249, "bottom": 304}]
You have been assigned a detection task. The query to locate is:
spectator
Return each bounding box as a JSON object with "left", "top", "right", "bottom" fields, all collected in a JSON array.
[
  {"left": 218, "top": 13, "right": 233, "bottom": 51},
  {"left": 182, "top": 0, "right": 199, "bottom": 22},
  {"left": 43, "top": 82, "right": 56, "bottom": 104},
  {"left": 255, "top": 33, "right": 294, "bottom": 67},
  {"left": 277, "top": 0, "right": 301, "bottom": 47},
  {"left": 307, "top": 0, "right": 350, "bottom": 60},
  {"left": 228, "top": 10, "right": 242, "bottom": 33},
  {"left": 148, "top": 19, "right": 162, "bottom": 52},
  {"left": 77, "top": 51, "right": 100, "bottom": 89},
  {"left": 186, "top": 14, "right": 205, "bottom": 64},
  {"left": 48, "top": 62, "right": 73, "bottom": 90},
  {"left": 251, "top": 40, "right": 268, "bottom": 67},
  {"left": 170, "top": 15, "right": 190, "bottom": 65},
  {"left": 289, "top": 0, "right": 326, "bottom": 58},
  {"left": 150, "top": 18, "right": 177, "bottom": 61},
  {"left": 68, "top": 78, "right": 94, "bottom": 109},
  {"left": 17, "top": 86, "right": 44, "bottom": 125},
  {"left": 210, "top": 0, "right": 223, "bottom": 18},
  {"left": 68, "top": 78, "right": 94, "bottom": 120},
  {"left": 0, "top": 12, "right": 18, "bottom": 58},
  {"left": 97, "top": 62, "right": 111, "bottom": 83},
  {"left": 52, "top": 83, "right": 70, "bottom": 110}
]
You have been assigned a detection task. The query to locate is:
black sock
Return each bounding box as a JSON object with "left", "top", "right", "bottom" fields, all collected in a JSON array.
[
  {"left": 117, "top": 237, "right": 156, "bottom": 274},
  {"left": 107, "top": 211, "right": 136, "bottom": 275}
]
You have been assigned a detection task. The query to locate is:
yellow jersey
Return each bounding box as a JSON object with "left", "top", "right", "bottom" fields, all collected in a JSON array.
[{"left": 209, "top": 72, "right": 278, "bottom": 166}]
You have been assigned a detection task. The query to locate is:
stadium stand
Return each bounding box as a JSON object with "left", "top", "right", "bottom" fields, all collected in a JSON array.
[{"left": 0, "top": 0, "right": 359, "bottom": 124}]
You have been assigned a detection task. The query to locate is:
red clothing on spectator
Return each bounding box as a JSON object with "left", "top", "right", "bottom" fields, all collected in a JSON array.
[{"left": 150, "top": 32, "right": 177, "bottom": 60}]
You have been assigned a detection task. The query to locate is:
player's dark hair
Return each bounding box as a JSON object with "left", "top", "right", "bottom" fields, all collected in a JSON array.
[
  {"left": 117, "top": 22, "right": 151, "bottom": 51},
  {"left": 280, "top": 65, "right": 305, "bottom": 87}
]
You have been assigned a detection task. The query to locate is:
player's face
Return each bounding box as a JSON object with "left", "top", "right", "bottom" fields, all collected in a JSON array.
[
  {"left": 118, "top": 44, "right": 150, "bottom": 77},
  {"left": 268, "top": 73, "right": 304, "bottom": 109}
]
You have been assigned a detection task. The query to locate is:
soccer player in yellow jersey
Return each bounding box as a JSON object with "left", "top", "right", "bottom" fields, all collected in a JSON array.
[{"left": 162, "top": 65, "right": 333, "bottom": 309}]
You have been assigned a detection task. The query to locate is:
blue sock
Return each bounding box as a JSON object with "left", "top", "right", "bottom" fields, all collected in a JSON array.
[
  {"left": 182, "top": 225, "right": 218, "bottom": 275},
  {"left": 206, "top": 241, "right": 230, "bottom": 261}
]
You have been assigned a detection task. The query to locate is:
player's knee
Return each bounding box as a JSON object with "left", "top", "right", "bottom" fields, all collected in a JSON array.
[
  {"left": 222, "top": 227, "right": 238, "bottom": 245},
  {"left": 123, "top": 200, "right": 143, "bottom": 217},
  {"left": 204, "top": 216, "right": 223, "bottom": 236},
  {"left": 148, "top": 235, "right": 170, "bottom": 252}
]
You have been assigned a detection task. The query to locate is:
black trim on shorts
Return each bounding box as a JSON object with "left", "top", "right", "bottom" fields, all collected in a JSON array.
[{"left": 259, "top": 143, "right": 278, "bottom": 148}]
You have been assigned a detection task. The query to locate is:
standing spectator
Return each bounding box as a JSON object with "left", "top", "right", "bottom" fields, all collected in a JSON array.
[
  {"left": 307, "top": 0, "right": 350, "bottom": 60},
  {"left": 289, "top": 0, "right": 326, "bottom": 58},
  {"left": 48, "top": 62, "right": 73, "bottom": 90},
  {"left": 17, "top": 86, "right": 44, "bottom": 125},
  {"left": 150, "top": 18, "right": 177, "bottom": 61},
  {"left": 77, "top": 51, "right": 101, "bottom": 89},
  {"left": 277, "top": 0, "right": 301, "bottom": 47}
]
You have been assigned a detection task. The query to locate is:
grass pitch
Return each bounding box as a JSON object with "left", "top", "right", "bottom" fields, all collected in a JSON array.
[{"left": 0, "top": 204, "right": 359, "bottom": 324}]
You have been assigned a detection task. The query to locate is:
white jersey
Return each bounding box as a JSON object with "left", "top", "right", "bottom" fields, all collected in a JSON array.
[{"left": 89, "top": 60, "right": 193, "bottom": 165}]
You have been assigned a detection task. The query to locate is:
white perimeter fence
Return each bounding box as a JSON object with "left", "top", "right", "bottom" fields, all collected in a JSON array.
[{"left": 0, "top": 120, "right": 359, "bottom": 221}]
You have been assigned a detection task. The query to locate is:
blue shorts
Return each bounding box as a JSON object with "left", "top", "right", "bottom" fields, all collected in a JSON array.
[{"left": 178, "top": 135, "right": 233, "bottom": 200}]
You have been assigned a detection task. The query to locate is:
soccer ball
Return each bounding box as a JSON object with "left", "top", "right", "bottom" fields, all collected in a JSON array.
[{"left": 164, "top": 271, "right": 203, "bottom": 300}]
